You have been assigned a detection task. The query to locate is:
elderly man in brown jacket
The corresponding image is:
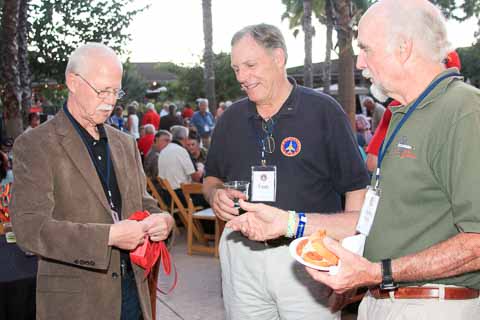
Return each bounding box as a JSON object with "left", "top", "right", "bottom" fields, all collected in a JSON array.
[{"left": 10, "top": 43, "right": 174, "bottom": 320}]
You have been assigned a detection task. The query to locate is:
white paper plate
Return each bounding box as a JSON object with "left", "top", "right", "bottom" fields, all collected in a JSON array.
[{"left": 289, "top": 237, "right": 335, "bottom": 271}]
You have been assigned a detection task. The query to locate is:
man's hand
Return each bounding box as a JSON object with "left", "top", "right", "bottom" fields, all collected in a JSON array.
[
  {"left": 305, "top": 237, "right": 381, "bottom": 294},
  {"left": 108, "top": 220, "right": 148, "bottom": 250},
  {"left": 225, "top": 200, "right": 288, "bottom": 241},
  {"left": 210, "top": 188, "right": 247, "bottom": 221},
  {"left": 140, "top": 213, "right": 174, "bottom": 242}
]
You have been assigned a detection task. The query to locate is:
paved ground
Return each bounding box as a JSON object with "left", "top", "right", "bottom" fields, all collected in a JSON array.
[
  {"left": 155, "top": 229, "right": 357, "bottom": 320},
  {"left": 155, "top": 229, "right": 225, "bottom": 320}
]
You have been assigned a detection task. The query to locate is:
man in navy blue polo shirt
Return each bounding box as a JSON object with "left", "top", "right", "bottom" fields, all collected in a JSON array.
[{"left": 203, "top": 24, "right": 369, "bottom": 320}]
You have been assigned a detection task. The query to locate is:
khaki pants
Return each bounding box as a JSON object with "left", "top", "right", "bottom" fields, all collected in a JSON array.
[
  {"left": 358, "top": 289, "right": 480, "bottom": 320},
  {"left": 220, "top": 228, "right": 340, "bottom": 320}
]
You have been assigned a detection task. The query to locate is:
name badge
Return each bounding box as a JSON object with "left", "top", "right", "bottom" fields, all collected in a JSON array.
[
  {"left": 356, "top": 187, "right": 380, "bottom": 236},
  {"left": 204, "top": 124, "right": 210, "bottom": 132},
  {"left": 250, "top": 165, "right": 277, "bottom": 202}
]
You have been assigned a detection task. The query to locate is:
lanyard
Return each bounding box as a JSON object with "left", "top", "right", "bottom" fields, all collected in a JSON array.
[
  {"left": 250, "top": 116, "right": 275, "bottom": 166},
  {"left": 63, "top": 105, "right": 116, "bottom": 210},
  {"left": 375, "top": 72, "right": 460, "bottom": 189}
]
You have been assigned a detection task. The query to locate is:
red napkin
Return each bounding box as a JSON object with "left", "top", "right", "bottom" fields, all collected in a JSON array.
[{"left": 128, "top": 211, "right": 172, "bottom": 279}]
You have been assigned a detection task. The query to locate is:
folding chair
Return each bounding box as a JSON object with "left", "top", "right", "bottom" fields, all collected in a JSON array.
[
  {"left": 156, "top": 177, "right": 208, "bottom": 246},
  {"left": 181, "top": 183, "right": 224, "bottom": 257},
  {"left": 146, "top": 176, "right": 179, "bottom": 235}
]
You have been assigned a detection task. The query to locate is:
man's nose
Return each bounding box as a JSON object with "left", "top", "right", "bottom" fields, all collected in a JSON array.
[{"left": 356, "top": 51, "right": 367, "bottom": 70}]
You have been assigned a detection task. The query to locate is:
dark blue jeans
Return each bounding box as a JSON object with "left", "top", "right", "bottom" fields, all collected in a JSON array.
[{"left": 121, "top": 262, "right": 142, "bottom": 320}]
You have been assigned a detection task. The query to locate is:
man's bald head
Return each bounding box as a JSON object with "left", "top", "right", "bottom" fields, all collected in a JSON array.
[
  {"left": 65, "top": 43, "right": 123, "bottom": 80},
  {"left": 361, "top": 0, "right": 450, "bottom": 64}
]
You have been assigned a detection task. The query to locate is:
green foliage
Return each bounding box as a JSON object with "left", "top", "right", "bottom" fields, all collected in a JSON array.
[
  {"left": 457, "top": 43, "right": 480, "bottom": 87},
  {"left": 28, "top": 0, "right": 148, "bottom": 83},
  {"left": 430, "top": 0, "right": 480, "bottom": 21},
  {"left": 165, "top": 52, "right": 242, "bottom": 104},
  {"left": 213, "top": 52, "right": 243, "bottom": 101},
  {"left": 121, "top": 61, "right": 148, "bottom": 105}
]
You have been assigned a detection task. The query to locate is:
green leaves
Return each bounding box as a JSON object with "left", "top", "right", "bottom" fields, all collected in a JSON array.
[{"left": 28, "top": 0, "right": 148, "bottom": 82}]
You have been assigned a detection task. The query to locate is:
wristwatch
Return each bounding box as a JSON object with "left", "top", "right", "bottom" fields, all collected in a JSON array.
[{"left": 380, "top": 259, "right": 398, "bottom": 290}]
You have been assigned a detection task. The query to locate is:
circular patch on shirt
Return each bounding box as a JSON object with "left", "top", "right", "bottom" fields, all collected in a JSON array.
[{"left": 281, "top": 137, "right": 302, "bottom": 157}]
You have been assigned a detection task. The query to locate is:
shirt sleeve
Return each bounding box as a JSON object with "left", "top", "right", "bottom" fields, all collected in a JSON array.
[
  {"left": 326, "top": 107, "right": 370, "bottom": 194},
  {"left": 179, "top": 148, "right": 196, "bottom": 176},
  {"left": 205, "top": 115, "right": 227, "bottom": 180}
]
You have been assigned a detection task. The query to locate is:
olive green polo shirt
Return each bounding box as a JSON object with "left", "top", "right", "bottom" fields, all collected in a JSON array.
[{"left": 365, "top": 69, "right": 480, "bottom": 288}]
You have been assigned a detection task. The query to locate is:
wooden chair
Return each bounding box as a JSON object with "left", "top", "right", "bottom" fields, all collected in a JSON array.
[
  {"left": 156, "top": 177, "right": 208, "bottom": 246},
  {"left": 146, "top": 177, "right": 179, "bottom": 235},
  {"left": 181, "top": 183, "right": 224, "bottom": 257},
  {"left": 146, "top": 177, "right": 169, "bottom": 211}
]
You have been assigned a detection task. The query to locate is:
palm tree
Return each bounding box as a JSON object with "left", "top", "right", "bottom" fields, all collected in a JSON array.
[
  {"left": 303, "top": 0, "right": 313, "bottom": 87},
  {"left": 332, "top": 0, "right": 369, "bottom": 129},
  {"left": 282, "top": 0, "right": 333, "bottom": 91},
  {"left": 202, "top": 0, "right": 217, "bottom": 114},
  {"left": 0, "top": 0, "right": 23, "bottom": 138}
]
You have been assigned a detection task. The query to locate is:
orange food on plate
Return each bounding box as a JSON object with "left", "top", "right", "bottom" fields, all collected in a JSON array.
[{"left": 296, "top": 230, "right": 338, "bottom": 267}]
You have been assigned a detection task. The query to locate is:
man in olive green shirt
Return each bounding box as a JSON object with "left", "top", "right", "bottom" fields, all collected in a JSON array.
[{"left": 224, "top": 0, "right": 480, "bottom": 319}]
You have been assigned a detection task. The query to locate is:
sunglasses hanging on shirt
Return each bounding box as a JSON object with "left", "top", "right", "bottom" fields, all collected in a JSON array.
[{"left": 262, "top": 118, "right": 275, "bottom": 154}]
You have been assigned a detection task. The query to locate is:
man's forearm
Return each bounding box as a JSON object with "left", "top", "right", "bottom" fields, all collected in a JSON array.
[
  {"left": 302, "top": 211, "right": 359, "bottom": 240},
  {"left": 393, "top": 233, "right": 480, "bottom": 283}
]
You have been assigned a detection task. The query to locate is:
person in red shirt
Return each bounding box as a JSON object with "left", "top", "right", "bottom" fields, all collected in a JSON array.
[
  {"left": 137, "top": 124, "right": 156, "bottom": 159},
  {"left": 141, "top": 102, "right": 160, "bottom": 130},
  {"left": 365, "top": 50, "right": 461, "bottom": 172},
  {"left": 181, "top": 104, "right": 194, "bottom": 120}
]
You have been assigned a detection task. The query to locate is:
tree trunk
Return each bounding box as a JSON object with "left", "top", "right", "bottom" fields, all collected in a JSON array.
[
  {"left": 323, "top": 0, "right": 333, "bottom": 95},
  {"left": 1, "top": 0, "right": 23, "bottom": 139},
  {"left": 18, "top": 0, "right": 31, "bottom": 115},
  {"left": 202, "top": 0, "right": 216, "bottom": 115},
  {"left": 334, "top": 0, "right": 356, "bottom": 130},
  {"left": 302, "top": 0, "right": 313, "bottom": 88}
]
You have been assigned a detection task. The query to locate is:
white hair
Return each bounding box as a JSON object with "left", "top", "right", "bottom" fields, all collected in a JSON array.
[
  {"left": 146, "top": 102, "right": 155, "bottom": 110},
  {"left": 144, "top": 124, "right": 156, "bottom": 134},
  {"left": 384, "top": 1, "right": 451, "bottom": 63},
  {"left": 65, "top": 42, "right": 122, "bottom": 79},
  {"left": 197, "top": 98, "right": 208, "bottom": 106}
]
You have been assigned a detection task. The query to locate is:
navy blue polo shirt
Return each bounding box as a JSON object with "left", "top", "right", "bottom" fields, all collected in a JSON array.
[{"left": 205, "top": 79, "right": 369, "bottom": 213}]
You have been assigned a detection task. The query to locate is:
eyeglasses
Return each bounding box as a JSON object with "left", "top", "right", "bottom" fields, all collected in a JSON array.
[{"left": 75, "top": 73, "right": 125, "bottom": 100}]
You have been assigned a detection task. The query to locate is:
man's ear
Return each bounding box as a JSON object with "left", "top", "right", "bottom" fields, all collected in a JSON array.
[
  {"left": 65, "top": 72, "right": 77, "bottom": 93},
  {"left": 273, "top": 48, "right": 287, "bottom": 67},
  {"left": 398, "top": 37, "right": 413, "bottom": 65}
]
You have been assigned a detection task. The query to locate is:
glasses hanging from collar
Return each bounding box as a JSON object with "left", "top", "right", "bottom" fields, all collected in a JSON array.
[{"left": 262, "top": 118, "right": 275, "bottom": 154}]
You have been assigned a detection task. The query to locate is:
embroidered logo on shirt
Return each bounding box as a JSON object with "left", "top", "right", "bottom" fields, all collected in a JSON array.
[
  {"left": 280, "top": 137, "right": 301, "bottom": 157},
  {"left": 394, "top": 136, "right": 417, "bottom": 159}
]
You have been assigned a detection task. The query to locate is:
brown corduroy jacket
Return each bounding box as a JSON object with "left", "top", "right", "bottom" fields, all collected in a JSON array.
[{"left": 11, "top": 109, "right": 161, "bottom": 320}]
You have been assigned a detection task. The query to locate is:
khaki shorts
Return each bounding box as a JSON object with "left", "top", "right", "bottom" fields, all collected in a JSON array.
[{"left": 220, "top": 228, "right": 340, "bottom": 320}]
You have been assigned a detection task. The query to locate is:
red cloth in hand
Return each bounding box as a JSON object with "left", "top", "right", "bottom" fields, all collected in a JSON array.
[{"left": 128, "top": 211, "right": 172, "bottom": 279}]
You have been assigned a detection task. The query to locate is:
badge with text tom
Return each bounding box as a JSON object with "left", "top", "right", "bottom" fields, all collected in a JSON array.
[
  {"left": 281, "top": 137, "right": 301, "bottom": 157},
  {"left": 251, "top": 165, "right": 277, "bottom": 202}
]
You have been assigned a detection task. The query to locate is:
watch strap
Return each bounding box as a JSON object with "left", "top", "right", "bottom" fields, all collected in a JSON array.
[{"left": 380, "top": 258, "right": 398, "bottom": 290}]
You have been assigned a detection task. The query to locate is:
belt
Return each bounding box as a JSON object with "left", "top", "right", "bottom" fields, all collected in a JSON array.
[
  {"left": 264, "top": 237, "right": 293, "bottom": 247},
  {"left": 370, "top": 286, "right": 480, "bottom": 300}
]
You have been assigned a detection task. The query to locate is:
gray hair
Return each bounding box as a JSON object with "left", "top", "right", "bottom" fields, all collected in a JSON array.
[
  {"left": 155, "top": 130, "right": 172, "bottom": 141},
  {"left": 231, "top": 23, "right": 288, "bottom": 65},
  {"left": 384, "top": 1, "right": 450, "bottom": 63},
  {"left": 144, "top": 124, "right": 156, "bottom": 134},
  {"left": 197, "top": 98, "right": 208, "bottom": 106},
  {"left": 65, "top": 42, "right": 122, "bottom": 79},
  {"left": 170, "top": 125, "right": 189, "bottom": 141}
]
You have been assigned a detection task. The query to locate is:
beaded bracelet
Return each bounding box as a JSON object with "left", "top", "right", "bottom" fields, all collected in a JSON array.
[
  {"left": 295, "top": 212, "right": 307, "bottom": 238},
  {"left": 286, "top": 210, "right": 296, "bottom": 238}
]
